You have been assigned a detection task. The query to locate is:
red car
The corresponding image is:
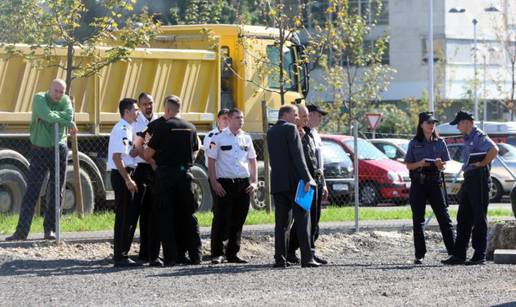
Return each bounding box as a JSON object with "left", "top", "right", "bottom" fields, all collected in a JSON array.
[{"left": 321, "top": 135, "right": 410, "bottom": 206}]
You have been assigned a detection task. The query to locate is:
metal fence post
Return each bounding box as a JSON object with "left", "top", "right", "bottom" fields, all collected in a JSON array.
[
  {"left": 353, "top": 120, "right": 359, "bottom": 232},
  {"left": 54, "top": 123, "right": 60, "bottom": 242},
  {"left": 261, "top": 100, "right": 272, "bottom": 213}
]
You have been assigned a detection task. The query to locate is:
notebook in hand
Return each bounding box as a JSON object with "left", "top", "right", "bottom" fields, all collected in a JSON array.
[
  {"left": 423, "top": 158, "right": 439, "bottom": 172},
  {"left": 295, "top": 179, "right": 315, "bottom": 212},
  {"left": 467, "top": 152, "right": 486, "bottom": 166}
]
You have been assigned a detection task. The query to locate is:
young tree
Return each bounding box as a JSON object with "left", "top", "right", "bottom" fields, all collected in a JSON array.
[{"left": 305, "top": 0, "right": 394, "bottom": 134}]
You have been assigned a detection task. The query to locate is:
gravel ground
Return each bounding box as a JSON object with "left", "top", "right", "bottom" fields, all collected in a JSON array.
[{"left": 0, "top": 231, "right": 514, "bottom": 306}]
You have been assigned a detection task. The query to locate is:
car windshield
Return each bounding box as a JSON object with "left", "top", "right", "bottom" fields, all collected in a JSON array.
[
  {"left": 498, "top": 143, "right": 516, "bottom": 161},
  {"left": 322, "top": 141, "right": 353, "bottom": 166},
  {"left": 344, "top": 139, "right": 388, "bottom": 160}
]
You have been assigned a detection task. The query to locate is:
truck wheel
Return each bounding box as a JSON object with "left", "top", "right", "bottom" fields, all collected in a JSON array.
[
  {"left": 190, "top": 166, "right": 212, "bottom": 212},
  {"left": 0, "top": 168, "right": 27, "bottom": 213},
  {"left": 62, "top": 166, "right": 95, "bottom": 214},
  {"left": 252, "top": 179, "right": 267, "bottom": 210}
]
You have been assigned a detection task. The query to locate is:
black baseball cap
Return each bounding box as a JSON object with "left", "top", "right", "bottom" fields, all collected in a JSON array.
[
  {"left": 306, "top": 104, "right": 328, "bottom": 116},
  {"left": 217, "top": 108, "right": 229, "bottom": 117},
  {"left": 449, "top": 111, "right": 474, "bottom": 125},
  {"left": 419, "top": 112, "right": 439, "bottom": 123}
]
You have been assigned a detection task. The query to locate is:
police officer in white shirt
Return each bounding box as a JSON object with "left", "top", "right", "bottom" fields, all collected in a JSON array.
[
  {"left": 107, "top": 98, "right": 140, "bottom": 268},
  {"left": 203, "top": 108, "right": 229, "bottom": 167},
  {"left": 208, "top": 108, "right": 257, "bottom": 264},
  {"left": 130, "top": 92, "right": 158, "bottom": 261}
]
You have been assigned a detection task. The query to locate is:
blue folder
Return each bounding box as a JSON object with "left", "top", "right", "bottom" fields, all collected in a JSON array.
[{"left": 295, "top": 179, "right": 315, "bottom": 212}]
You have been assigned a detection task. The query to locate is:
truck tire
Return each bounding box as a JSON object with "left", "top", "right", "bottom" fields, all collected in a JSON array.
[
  {"left": 0, "top": 168, "right": 27, "bottom": 213},
  {"left": 62, "top": 166, "right": 95, "bottom": 214},
  {"left": 190, "top": 166, "right": 212, "bottom": 212},
  {"left": 252, "top": 178, "right": 271, "bottom": 210}
]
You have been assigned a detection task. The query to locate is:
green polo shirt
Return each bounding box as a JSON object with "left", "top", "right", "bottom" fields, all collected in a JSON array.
[{"left": 30, "top": 92, "right": 74, "bottom": 147}]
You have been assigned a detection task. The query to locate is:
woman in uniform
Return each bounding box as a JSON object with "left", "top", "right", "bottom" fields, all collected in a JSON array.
[{"left": 405, "top": 112, "right": 455, "bottom": 264}]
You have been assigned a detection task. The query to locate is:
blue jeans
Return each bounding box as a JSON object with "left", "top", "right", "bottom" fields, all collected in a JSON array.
[{"left": 15, "top": 144, "right": 68, "bottom": 237}]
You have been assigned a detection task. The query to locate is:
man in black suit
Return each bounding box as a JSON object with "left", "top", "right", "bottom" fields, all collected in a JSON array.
[{"left": 267, "top": 104, "right": 318, "bottom": 268}]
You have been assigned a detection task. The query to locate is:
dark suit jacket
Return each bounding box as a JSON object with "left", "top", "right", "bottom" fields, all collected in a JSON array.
[{"left": 267, "top": 120, "right": 312, "bottom": 194}]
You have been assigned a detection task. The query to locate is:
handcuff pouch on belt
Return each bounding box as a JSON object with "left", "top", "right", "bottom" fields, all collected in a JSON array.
[{"left": 411, "top": 167, "right": 441, "bottom": 185}]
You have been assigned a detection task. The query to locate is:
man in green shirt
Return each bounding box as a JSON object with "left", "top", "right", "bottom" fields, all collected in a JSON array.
[{"left": 6, "top": 79, "right": 77, "bottom": 241}]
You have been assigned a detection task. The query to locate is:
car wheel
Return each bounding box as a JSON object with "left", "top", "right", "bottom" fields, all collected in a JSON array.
[
  {"left": 510, "top": 185, "right": 516, "bottom": 218},
  {"left": 0, "top": 167, "right": 27, "bottom": 214},
  {"left": 489, "top": 177, "right": 503, "bottom": 203},
  {"left": 360, "top": 183, "right": 379, "bottom": 206}
]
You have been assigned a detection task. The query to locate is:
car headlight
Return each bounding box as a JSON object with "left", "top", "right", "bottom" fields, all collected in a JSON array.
[{"left": 387, "top": 171, "right": 400, "bottom": 182}]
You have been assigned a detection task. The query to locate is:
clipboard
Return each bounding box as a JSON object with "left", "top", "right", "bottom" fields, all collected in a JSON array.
[
  {"left": 467, "top": 152, "right": 486, "bottom": 166},
  {"left": 295, "top": 179, "right": 315, "bottom": 211}
]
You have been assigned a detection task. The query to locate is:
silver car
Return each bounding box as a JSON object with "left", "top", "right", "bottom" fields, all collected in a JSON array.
[{"left": 447, "top": 143, "right": 516, "bottom": 202}]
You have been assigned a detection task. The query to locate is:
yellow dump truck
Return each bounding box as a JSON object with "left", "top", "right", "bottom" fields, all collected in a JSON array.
[{"left": 0, "top": 24, "right": 308, "bottom": 213}]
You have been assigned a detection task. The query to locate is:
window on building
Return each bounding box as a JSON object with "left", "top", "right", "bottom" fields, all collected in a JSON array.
[
  {"left": 341, "top": 39, "right": 390, "bottom": 66},
  {"left": 348, "top": 0, "right": 389, "bottom": 25}
]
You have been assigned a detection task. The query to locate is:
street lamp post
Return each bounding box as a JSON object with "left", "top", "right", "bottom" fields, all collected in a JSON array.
[
  {"left": 428, "top": 0, "right": 434, "bottom": 112},
  {"left": 481, "top": 46, "right": 498, "bottom": 130}
]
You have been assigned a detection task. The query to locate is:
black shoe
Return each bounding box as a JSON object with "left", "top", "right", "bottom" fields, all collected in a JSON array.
[
  {"left": 149, "top": 258, "right": 164, "bottom": 267},
  {"left": 176, "top": 255, "right": 191, "bottom": 265},
  {"left": 441, "top": 256, "right": 465, "bottom": 265},
  {"left": 44, "top": 231, "right": 56, "bottom": 240},
  {"left": 5, "top": 232, "right": 27, "bottom": 241},
  {"left": 313, "top": 255, "right": 328, "bottom": 265},
  {"left": 465, "top": 257, "right": 486, "bottom": 266},
  {"left": 114, "top": 258, "right": 142, "bottom": 268},
  {"left": 226, "top": 255, "right": 248, "bottom": 264},
  {"left": 301, "top": 260, "right": 320, "bottom": 268},
  {"left": 414, "top": 258, "right": 423, "bottom": 265},
  {"left": 189, "top": 258, "right": 201, "bottom": 265},
  {"left": 286, "top": 254, "right": 300, "bottom": 264},
  {"left": 273, "top": 260, "right": 288, "bottom": 268},
  {"left": 164, "top": 261, "right": 176, "bottom": 267},
  {"left": 211, "top": 255, "right": 225, "bottom": 264}
]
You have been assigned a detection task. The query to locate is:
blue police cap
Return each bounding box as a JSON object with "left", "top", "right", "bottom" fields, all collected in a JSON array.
[{"left": 450, "top": 111, "right": 474, "bottom": 125}]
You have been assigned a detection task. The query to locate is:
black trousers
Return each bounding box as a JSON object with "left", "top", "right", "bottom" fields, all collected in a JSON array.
[
  {"left": 148, "top": 167, "right": 202, "bottom": 263},
  {"left": 16, "top": 144, "right": 68, "bottom": 237},
  {"left": 273, "top": 191, "right": 313, "bottom": 263},
  {"left": 111, "top": 168, "right": 137, "bottom": 261},
  {"left": 288, "top": 184, "right": 322, "bottom": 256},
  {"left": 127, "top": 163, "right": 154, "bottom": 259},
  {"left": 210, "top": 178, "right": 251, "bottom": 258},
  {"left": 454, "top": 169, "right": 490, "bottom": 260},
  {"left": 409, "top": 179, "right": 455, "bottom": 259}
]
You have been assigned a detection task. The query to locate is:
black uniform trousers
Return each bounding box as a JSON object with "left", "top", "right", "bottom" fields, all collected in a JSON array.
[
  {"left": 127, "top": 163, "right": 154, "bottom": 259},
  {"left": 454, "top": 168, "right": 490, "bottom": 260},
  {"left": 148, "top": 166, "right": 202, "bottom": 263},
  {"left": 210, "top": 178, "right": 251, "bottom": 258},
  {"left": 273, "top": 191, "right": 313, "bottom": 263},
  {"left": 409, "top": 177, "right": 455, "bottom": 259},
  {"left": 111, "top": 168, "right": 137, "bottom": 261},
  {"left": 288, "top": 183, "right": 322, "bottom": 256}
]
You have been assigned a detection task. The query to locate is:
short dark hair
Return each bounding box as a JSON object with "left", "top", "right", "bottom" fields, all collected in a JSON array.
[
  {"left": 138, "top": 92, "right": 152, "bottom": 103},
  {"left": 218, "top": 108, "right": 230, "bottom": 117},
  {"left": 278, "top": 105, "right": 296, "bottom": 119},
  {"left": 119, "top": 98, "right": 137, "bottom": 117},
  {"left": 164, "top": 95, "right": 181, "bottom": 108},
  {"left": 227, "top": 107, "right": 242, "bottom": 118}
]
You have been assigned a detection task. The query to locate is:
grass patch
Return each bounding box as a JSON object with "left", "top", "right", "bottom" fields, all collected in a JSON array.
[{"left": 0, "top": 206, "right": 512, "bottom": 235}]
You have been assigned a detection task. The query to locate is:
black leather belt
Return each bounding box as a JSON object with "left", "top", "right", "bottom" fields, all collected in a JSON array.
[{"left": 218, "top": 178, "right": 249, "bottom": 183}]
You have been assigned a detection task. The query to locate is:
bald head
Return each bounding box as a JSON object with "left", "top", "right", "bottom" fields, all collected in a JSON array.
[
  {"left": 49, "top": 79, "right": 66, "bottom": 102},
  {"left": 297, "top": 104, "right": 308, "bottom": 128}
]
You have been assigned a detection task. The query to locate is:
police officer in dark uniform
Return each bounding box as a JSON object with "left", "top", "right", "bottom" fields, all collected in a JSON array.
[
  {"left": 144, "top": 95, "right": 202, "bottom": 267},
  {"left": 287, "top": 104, "right": 327, "bottom": 265},
  {"left": 405, "top": 112, "right": 455, "bottom": 264},
  {"left": 442, "top": 111, "right": 498, "bottom": 265}
]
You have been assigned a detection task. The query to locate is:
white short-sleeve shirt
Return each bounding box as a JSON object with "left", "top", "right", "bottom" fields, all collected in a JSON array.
[
  {"left": 207, "top": 128, "right": 256, "bottom": 179},
  {"left": 107, "top": 119, "right": 136, "bottom": 170},
  {"left": 312, "top": 128, "right": 324, "bottom": 172},
  {"left": 132, "top": 112, "right": 158, "bottom": 164},
  {"left": 202, "top": 127, "right": 223, "bottom": 167}
]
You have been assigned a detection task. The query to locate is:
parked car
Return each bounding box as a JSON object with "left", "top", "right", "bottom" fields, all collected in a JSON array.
[
  {"left": 322, "top": 135, "right": 410, "bottom": 206},
  {"left": 370, "top": 138, "right": 464, "bottom": 202},
  {"left": 321, "top": 139, "right": 355, "bottom": 204},
  {"left": 447, "top": 143, "right": 516, "bottom": 202},
  {"left": 252, "top": 141, "right": 355, "bottom": 209},
  {"left": 497, "top": 143, "right": 516, "bottom": 162}
]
